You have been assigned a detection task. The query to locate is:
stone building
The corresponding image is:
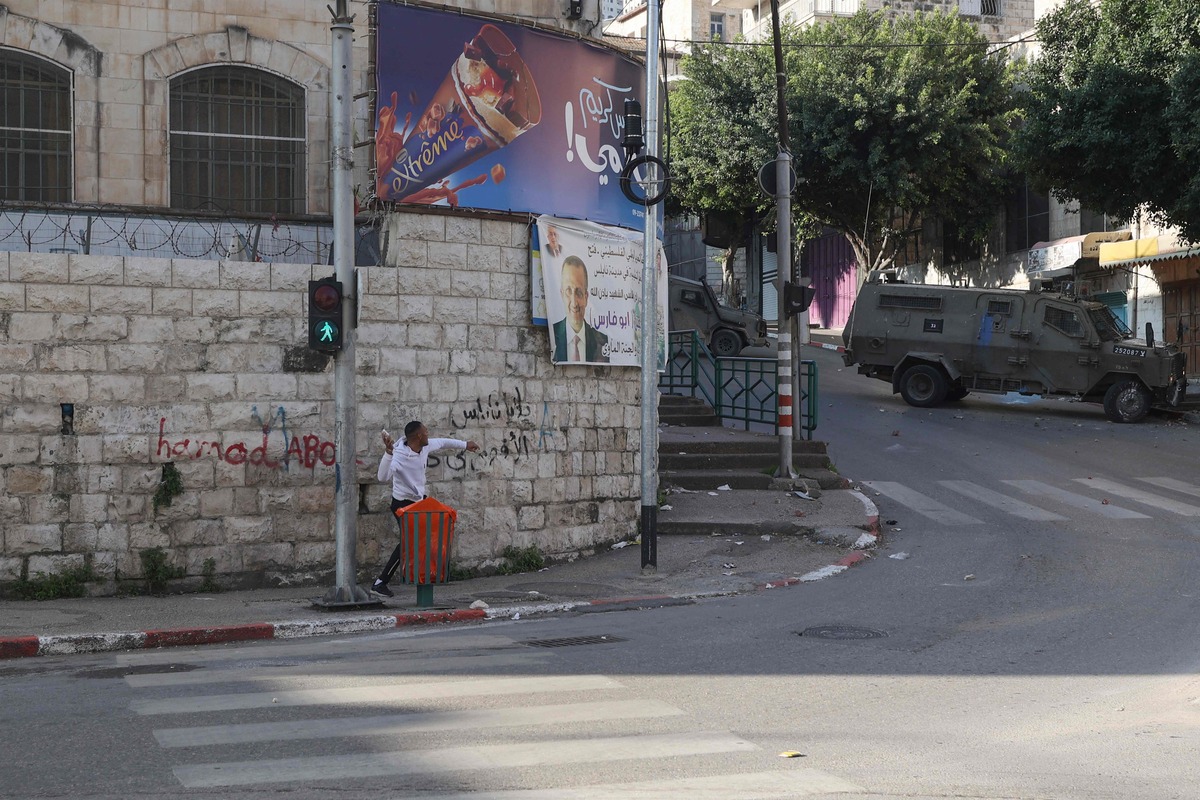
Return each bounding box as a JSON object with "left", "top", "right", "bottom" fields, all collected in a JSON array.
[{"left": 0, "top": 0, "right": 645, "bottom": 593}]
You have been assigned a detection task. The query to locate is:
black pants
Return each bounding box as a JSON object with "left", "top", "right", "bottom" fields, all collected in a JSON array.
[{"left": 377, "top": 497, "right": 417, "bottom": 584}]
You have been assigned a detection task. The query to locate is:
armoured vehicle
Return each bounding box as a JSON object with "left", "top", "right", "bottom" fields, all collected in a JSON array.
[
  {"left": 669, "top": 275, "right": 769, "bottom": 357},
  {"left": 842, "top": 276, "right": 1187, "bottom": 423}
]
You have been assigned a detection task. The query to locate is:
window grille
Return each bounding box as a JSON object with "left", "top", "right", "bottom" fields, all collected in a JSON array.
[
  {"left": 987, "top": 300, "right": 1012, "bottom": 316},
  {"left": 169, "top": 66, "right": 305, "bottom": 214},
  {"left": 1, "top": 51, "right": 72, "bottom": 202},
  {"left": 879, "top": 294, "right": 942, "bottom": 311},
  {"left": 1044, "top": 306, "right": 1083, "bottom": 337}
]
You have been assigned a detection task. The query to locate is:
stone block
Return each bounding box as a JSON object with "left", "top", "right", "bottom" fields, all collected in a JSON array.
[
  {"left": 356, "top": 375, "right": 401, "bottom": 402},
  {"left": 102, "top": 434, "right": 151, "bottom": 464},
  {"left": 185, "top": 374, "right": 236, "bottom": 401},
  {"left": 106, "top": 344, "right": 168, "bottom": 373},
  {"left": 128, "top": 522, "right": 170, "bottom": 551},
  {"left": 359, "top": 293, "right": 399, "bottom": 322},
  {"left": 169, "top": 519, "right": 224, "bottom": 547},
  {"left": 270, "top": 262, "right": 311, "bottom": 292},
  {"left": 481, "top": 220, "right": 512, "bottom": 246},
  {"left": 220, "top": 260, "right": 271, "bottom": 290},
  {"left": 238, "top": 290, "right": 295, "bottom": 318},
  {"left": 125, "top": 317, "right": 173, "bottom": 343},
  {"left": 386, "top": 213, "right": 445, "bottom": 242},
  {"left": 477, "top": 298, "right": 508, "bottom": 326},
  {"left": 83, "top": 375, "right": 145, "bottom": 404},
  {"left": 28, "top": 494, "right": 70, "bottom": 524},
  {"left": 26, "top": 285, "right": 89, "bottom": 313},
  {"left": 39, "top": 344, "right": 107, "bottom": 372},
  {"left": 427, "top": 242, "right": 468, "bottom": 272},
  {"left": 234, "top": 372, "right": 299, "bottom": 399},
  {"left": 68, "top": 255, "right": 124, "bottom": 285},
  {"left": 125, "top": 257, "right": 174, "bottom": 287},
  {"left": 433, "top": 296, "right": 477, "bottom": 320},
  {"left": 242, "top": 542, "right": 293, "bottom": 571},
  {"left": 27, "top": 555, "right": 85, "bottom": 580},
  {"left": 205, "top": 344, "right": 283, "bottom": 372},
  {"left": 379, "top": 347, "right": 417, "bottom": 375},
  {"left": 9, "top": 252, "right": 69, "bottom": 283},
  {"left": 5, "top": 463, "right": 53, "bottom": 493},
  {"left": 6, "top": 523, "right": 62, "bottom": 554},
  {"left": 7, "top": 312, "right": 55, "bottom": 343},
  {"left": 445, "top": 217, "right": 482, "bottom": 244},
  {"left": 465, "top": 244, "right": 502, "bottom": 273},
  {"left": 0, "top": 282, "right": 24, "bottom": 311},
  {"left": 57, "top": 314, "right": 130, "bottom": 342},
  {"left": 90, "top": 286, "right": 153, "bottom": 315},
  {"left": 293, "top": 540, "right": 335, "bottom": 568},
  {"left": 365, "top": 266, "right": 399, "bottom": 295},
  {"left": 0, "top": 433, "right": 40, "bottom": 463},
  {"left": 385, "top": 237, "right": 427, "bottom": 268},
  {"left": 152, "top": 288, "right": 193, "bottom": 314},
  {"left": 0, "top": 344, "right": 35, "bottom": 371},
  {"left": 0, "top": 557, "right": 21, "bottom": 582},
  {"left": 193, "top": 289, "right": 242, "bottom": 318},
  {"left": 172, "top": 259, "right": 221, "bottom": 289}
]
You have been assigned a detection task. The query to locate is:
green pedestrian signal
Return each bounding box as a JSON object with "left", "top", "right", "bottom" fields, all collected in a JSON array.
[{"left": 307, "top": 277, "right": 344, "bottom": 351}]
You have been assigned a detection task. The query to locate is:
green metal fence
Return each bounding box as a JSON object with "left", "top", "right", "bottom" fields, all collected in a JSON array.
[{"left": 660, "top": 330, "right": 818, "bottom": 437}]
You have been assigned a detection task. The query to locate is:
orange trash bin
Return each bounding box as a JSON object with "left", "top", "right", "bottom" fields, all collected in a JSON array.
[{"left": 394, "top": 497, "right": 457, "bottom": 605}]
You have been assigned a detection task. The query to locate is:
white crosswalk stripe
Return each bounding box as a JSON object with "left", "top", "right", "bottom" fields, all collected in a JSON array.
[
  {"left": 862, "top": 481, "right": 984, "bottom": 524},
  {"left": 122, "top": 634, "right": 863, "bottom": 796},
  {"left": 1136, "top": 477, "right": 1200, "bottom": 501},
  {"left": 939, "top": 481, "right": 1068, "bottom": 521},
  {"left": 1001, "top": 481, "right": 1150, "bottom": 519},
  {"left": 1072, "top": 478, "right": 1200, "bottom": 516}
]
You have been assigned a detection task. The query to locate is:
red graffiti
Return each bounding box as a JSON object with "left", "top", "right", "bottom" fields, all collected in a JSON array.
[{"left": 157, "top": 417, "right": 335, "bottom": 470}]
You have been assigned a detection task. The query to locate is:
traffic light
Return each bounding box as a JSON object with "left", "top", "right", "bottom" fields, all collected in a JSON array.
[
  {"left": 783, "top": 281, "right": 816, "bottom": 317},
  {"left": 308, "top": 277, "right": 344, "bottom": 351}
]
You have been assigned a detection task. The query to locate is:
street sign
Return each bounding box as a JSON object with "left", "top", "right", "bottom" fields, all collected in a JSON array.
[{"left": 758, "top": 159, "right": 798, "bottom": 198}]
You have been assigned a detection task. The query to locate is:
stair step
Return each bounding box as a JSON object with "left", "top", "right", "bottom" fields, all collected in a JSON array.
[{"left": 660, "top": 471, "right": 775, "bottom": 491}]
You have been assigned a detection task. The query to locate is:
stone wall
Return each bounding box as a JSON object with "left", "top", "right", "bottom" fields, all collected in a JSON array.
[{"left": 0, "top": 210, "right": 642, "bottom": 593}]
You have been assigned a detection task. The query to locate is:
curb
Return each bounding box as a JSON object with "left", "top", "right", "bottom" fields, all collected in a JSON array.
[
  {"left": 804, "top": 340, "right": 845, "bottom": 354},
  {"left": 0, "top": 499, "right": 884, "bottom": 661}
]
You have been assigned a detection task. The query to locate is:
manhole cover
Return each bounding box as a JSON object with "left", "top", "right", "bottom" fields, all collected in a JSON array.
[
  {"left": 796, "top": 625, "right": 887, "bottom": 640},
  {"left": 521, "top": 635, "right": 627, "bottom": 648}
]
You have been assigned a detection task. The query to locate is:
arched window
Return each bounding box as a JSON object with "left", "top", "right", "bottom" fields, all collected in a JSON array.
[
  {"left": 169, "top": 66, "right": 305, "bottom": 214},
  {"left": 1, "top": 50, "right": 72, "bottom": 202}
]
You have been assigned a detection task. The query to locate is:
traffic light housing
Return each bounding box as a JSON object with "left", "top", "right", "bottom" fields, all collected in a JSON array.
[
  {"left": 308, "top": 277, "right": 344, "bottom": 351},
  {"left": 783, "top": 281, "right": 815, "bottom": 317}
]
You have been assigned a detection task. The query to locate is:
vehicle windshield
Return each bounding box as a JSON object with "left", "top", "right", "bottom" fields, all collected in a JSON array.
[{"left": 1088, "top": 306, "right": 1134, "bottom": 342}]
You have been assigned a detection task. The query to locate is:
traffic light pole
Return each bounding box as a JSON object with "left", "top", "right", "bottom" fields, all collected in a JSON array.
[
  {"left": 769, "top": 0, "right": 795, "bottom": 478},
  {"left": 318, "top": 0, "right": 373, "bottom": 608}
]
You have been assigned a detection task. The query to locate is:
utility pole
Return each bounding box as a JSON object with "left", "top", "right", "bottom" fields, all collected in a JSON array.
[
  {"left": 769, "top": 0, "right": 794, "bottom": 477},
  {"left": 317, "top": 0, "right": 373, "bottom": 608},
  {"left": 639, "top": 0, "right": 662, "bottom": 573}
]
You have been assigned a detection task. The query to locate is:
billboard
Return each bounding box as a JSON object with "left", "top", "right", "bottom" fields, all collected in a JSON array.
[
  {"left": 534, "top": 216, "right": 667, "bottom": 369},
  {"left": 374, "top": 3, "right": 651, "bottom": 230}
]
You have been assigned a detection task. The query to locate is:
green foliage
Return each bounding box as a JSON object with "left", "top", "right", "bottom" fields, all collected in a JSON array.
[
  {"left": 671, "top": 10, "right": 1016, "bottom": 276},
  {"left": 447, "top": 562, "right": 475, "bottom": 582},
  {"left": 198, "top": 558, "right": 221, "bottom": 593},
  {"left": 497, "top": 545, "right": 545, "bottom": 575},
  {"left": 152, "top": 462, "right": 184, "bottom": 512},
  {"left": 140, "top": 546, "right": 185, "bottom": 594},
  {"left": 1015, "top": 0, "right": 1200, "bottom": 240},
  {"left": 9, "top": 563, "right": 95, "bottom": 601}
]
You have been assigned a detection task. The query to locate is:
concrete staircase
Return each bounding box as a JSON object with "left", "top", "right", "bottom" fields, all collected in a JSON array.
[{"left": 658, "top": 394, "right": 720, "bottom": 426}]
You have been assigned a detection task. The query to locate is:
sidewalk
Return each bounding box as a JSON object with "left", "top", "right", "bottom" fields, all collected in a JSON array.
[{"left": 0, "top": 427, "right": 881, "bottom": 660}]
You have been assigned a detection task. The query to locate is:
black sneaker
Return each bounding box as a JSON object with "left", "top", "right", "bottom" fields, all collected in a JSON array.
[{"left": 371, "top": 581, "right": 394, "bottom": 598}]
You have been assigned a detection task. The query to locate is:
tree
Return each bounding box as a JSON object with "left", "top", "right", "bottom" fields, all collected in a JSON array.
[
  {"left": 1016, "top": 0, "right": 1200, "bottom": 241},
  {"left": 669, "top": 10, "right": 1016, "bottom": 284},
  {"left": 670, "top": 38, "right": 777, "bottom": 297}
]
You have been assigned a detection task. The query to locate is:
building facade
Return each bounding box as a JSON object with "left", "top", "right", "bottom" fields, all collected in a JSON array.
[{"left": 0, "top": 0, "right": 644, "bottom": 594}]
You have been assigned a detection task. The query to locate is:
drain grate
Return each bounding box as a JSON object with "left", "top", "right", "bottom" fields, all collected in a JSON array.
[
  {"left": 521, "top": 634, "right": 627, "bottom": 648},
  {"left": 796, "top": 625, "right": 887, "bottom": 640}
]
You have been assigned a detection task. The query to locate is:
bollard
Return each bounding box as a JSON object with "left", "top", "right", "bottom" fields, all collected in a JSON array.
[{"left": 394, "top": 497, "right": 457, "bottom": 608}]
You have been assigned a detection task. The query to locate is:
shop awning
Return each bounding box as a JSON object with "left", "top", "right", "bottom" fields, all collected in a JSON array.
[{"left": 1028, "top": 231, "right": 1131, "bottom": 279}]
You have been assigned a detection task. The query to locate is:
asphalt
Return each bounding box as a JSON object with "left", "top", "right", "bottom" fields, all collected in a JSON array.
[{"left": 0, "top": 420, "right": 881, "bottom": 660}]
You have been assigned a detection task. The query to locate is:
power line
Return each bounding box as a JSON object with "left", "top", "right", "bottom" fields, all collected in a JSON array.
[{"left": 606, "top": 33, "right": 1038, "bottom": 55}]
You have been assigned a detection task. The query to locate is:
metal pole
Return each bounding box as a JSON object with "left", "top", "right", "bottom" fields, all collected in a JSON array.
[
  {"left": 319, "top": 0, "right": 371, "bottom": 607},
  {"left": 769, "top": 0, "right": 794, "bottom": 477},
  {"left": 640, "top": 0, "right": 662, "bottom": 573}
]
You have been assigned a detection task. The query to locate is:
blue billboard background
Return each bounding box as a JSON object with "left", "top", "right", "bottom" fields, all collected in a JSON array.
[{"left": 374, "top": 3, "right": 653, "bottom": 231}]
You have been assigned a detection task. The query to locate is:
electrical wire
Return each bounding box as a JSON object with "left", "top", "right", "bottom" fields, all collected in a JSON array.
[{"left": 607, "top": 32, "right": 1038, "bottom": 57}]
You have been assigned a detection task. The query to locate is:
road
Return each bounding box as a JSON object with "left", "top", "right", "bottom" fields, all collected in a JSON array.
[{"left": 3, "top": 346, "right": 1199, "bottom": 799}]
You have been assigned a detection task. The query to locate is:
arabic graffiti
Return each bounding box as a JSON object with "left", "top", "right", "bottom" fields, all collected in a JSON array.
[
  {"left": 155, "top": 414, "right": 335, "bottom": 471},
  {"left": 451, "top": 387, "right": 533, "bottom": 429},
  {"left": 564, "top": 78, "right": 633, "bottom": 186},
  {"left": 430, "top": 429, "right": 533, "bottom": 473}
]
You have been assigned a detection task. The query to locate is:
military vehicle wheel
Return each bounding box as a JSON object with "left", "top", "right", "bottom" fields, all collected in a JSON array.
[
  {"left": 1103, "top": 379, "right": 1151, "bottom": 423},
  {"left": 899, "top": 364, "right": 948, "bottom": 407},
  {"left": 946, "top": 387, "right": 971, "bottom": 402},
  {"left": 710, "top": 329, "right": 742, "bottom": 357}
]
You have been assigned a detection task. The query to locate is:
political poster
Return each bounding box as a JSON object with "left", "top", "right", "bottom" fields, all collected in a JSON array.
[{"left": 534, "top": 215, "right": 667, "bottom": 369}]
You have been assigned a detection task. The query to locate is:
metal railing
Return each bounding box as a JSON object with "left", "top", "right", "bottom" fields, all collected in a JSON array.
[{"left": 659, "top": 330, "right": 818, "bottom": 438}]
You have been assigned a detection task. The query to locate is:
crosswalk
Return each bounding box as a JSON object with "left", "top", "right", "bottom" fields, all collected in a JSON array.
[
  {"left": 119, "top": 632, "right": 863, "bottom": 796},
  {"left": 863, "top": 476, "right": 1200, "bottom": 526}
]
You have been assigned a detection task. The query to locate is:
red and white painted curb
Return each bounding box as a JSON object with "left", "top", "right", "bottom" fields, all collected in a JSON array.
[
  {"left": 1, "top": 491, "right": 885, "bottom": 661},
  {"left": 804, "top": 340, "right": 845, "bottom": 354}
]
